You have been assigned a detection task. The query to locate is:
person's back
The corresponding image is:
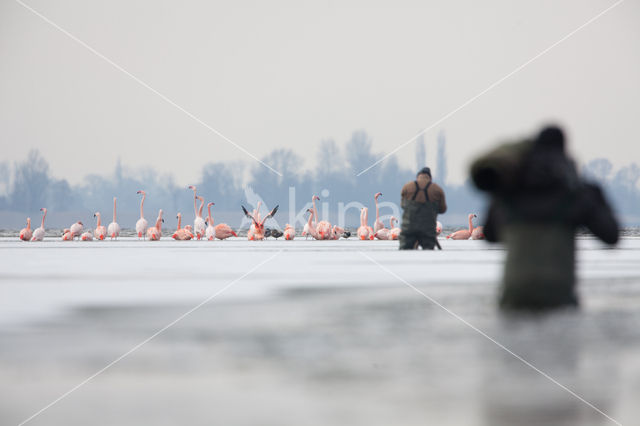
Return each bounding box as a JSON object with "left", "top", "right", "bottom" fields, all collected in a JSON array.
[
  {"left": 399, "top": 167, "right": 447, "bottom": 250},
  {"left": 471, "top": 126, "right": 619, "bottom": 311}
]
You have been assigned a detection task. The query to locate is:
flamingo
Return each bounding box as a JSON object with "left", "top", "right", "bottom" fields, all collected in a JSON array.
[
  {"left": 242, "top": 204, "right": 279, "bottom": 240},
  {"left": 374, "top": 227, "right": 392, "bottom": 240},
  {"left": 80, "top": 230, "right": 94, "bottom": 241},
  {"left": 373, "top": 192, "right": 385, "bottom": 233},
  {"left": 205, "top": 203, "right": 215, "bottom": 240},
  {"left": 173, "top": 213, "right": 194, "bottom": 240},
  {"left": 206, "top": 202, "right": 237, "bottom": 240},
  {"left": 303, "top": 196, "right": 320, "bottom": 239},
  {"left": 247, "top": 201, "right": 262, "bottom": 240},
  {"left": 146, "top": 209, "right": 164, "bottom": 241},
  {"left": 31, "top": 208, "right": 46, "bottom": 241},
  {"left": 447, "top": 214, "right": 477, "bottom": 240},
  {"left": 107, "top": 197, "right": 121, "bottom": 240},
  {"left": 135, "top": 190, "right": 148, "bottom": 239},
  {"left": 188, "top": 186, "right": 206, "bottom": 239},
  {"left": 330, "top": 225, "right": 347, "bottom": 240},
  {"left": 436, "top": 221, "right": 443, "bottom": 236},
  {"left": 357, "top": 207, "right": 374, "bottom": 240},
  {"left": 64, "top": 221, "right": 83, "bottom": 240},
  {"left": 303, "top": 208, "right": 320, "bottom": 239},
  {"left": 389, "top": 217, "right": 401, "bottom": 240},
  {"left": 19, "top": 218, "right": 32, "bottom": 241},
  {"left": 471, "top": 225, "right": 485, "bottom": 240},
  {"left": 94, "top": 212, "right": 107, "bottom": 240},
  {"left": 284, "top": 224, "right": 295, "bottom": 240}
]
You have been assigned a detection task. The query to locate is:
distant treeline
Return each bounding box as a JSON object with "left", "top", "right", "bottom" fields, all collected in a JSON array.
[{"left": 0, "top": 131, "right": 638, "bottom": 228}]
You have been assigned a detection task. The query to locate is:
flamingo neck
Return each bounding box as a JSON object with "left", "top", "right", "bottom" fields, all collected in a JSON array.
[
  {"left": 177, "top": 214, "right": 181, "bottom": 229},
  {"left": 113, "top": 198, "right": 117, "bottom": 222},
  {"left": 468, "top": 215, "right": 474, "bottom": 232},
  {"left": 207, "top": 204, "right": 213, "bottom": 226},
  {"left": 96, "top": 214, "right": 101, "bottom": 227},
  {"left": 312, "top": 197, "right": 318, "bottom": 225},
  {"left": 140, "top": 193, "right": 145, "bottom": 218},
  {"left": 41, "top": 210, "right": 46, "bottom": 228},
  {"left": 27, "top": 218, "right": 31, "bottom": 229}
]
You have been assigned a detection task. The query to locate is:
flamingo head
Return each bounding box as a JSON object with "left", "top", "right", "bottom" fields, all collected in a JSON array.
[
  {"left": 312, "top": 195, "right": 320, "bottom": 201},
  {"left": 137, "top": 190, "right": 145, "bottom": 195},
  {"left": 40, "top": 207, "right": 46, "bottom": 213},
  {"left": 375, "top": 192, "right": 382, "bottom": 200},
  {"left": 93, "top": 212, "right": 99, "bottom": 218},
  {"left": 208, "top": 202, "right": 215, "bottom": 207},
  {"left": 78, "top": 221, "right": 83, "bottom": 226}
]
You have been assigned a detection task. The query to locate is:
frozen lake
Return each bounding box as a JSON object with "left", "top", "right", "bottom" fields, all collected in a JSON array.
[{"left": 1, "top": 236, "right": 639, "bottom": 426}]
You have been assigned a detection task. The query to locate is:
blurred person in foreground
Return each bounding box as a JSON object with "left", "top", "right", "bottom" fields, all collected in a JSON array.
[
  {"left": 399, "top": 167, "right": 447, "bottom": 250},
  {"left": 470, "top": 125, "right": 619, "bottom": 311}
]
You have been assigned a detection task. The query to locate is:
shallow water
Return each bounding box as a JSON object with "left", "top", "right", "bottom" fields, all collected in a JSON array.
[{"left": 1, "top": 237, "right": 639, "bottom": 426}]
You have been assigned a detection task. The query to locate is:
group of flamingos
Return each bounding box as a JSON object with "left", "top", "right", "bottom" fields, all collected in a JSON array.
[{"left": 18, "top": 187, "right": 484, "bottom": 242}]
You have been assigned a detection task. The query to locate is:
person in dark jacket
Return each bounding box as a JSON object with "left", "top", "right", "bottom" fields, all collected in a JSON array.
[
  {"left": 399, "top": 167, "right": 447, "bottom": 250},
  {"left": 471, "top": 126, "right": 619, "bottom": 311}
]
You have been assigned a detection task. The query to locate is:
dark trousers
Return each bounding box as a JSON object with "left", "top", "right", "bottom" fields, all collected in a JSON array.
[{"left": 399, "top": 231, "right": 436, "bottom": 250}]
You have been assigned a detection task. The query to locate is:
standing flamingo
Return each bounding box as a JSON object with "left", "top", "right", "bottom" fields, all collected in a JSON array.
[
  {"left": 206, "top": 202, "right": 237, "bottom": 240},
  {"left": 357, "top": 207, "right": 374, "bottom": 240},
  {"left": 389, "top": 217, "right": 401, "bottom": 240},
  {"left": 94, "top": 212, "right": 107, "bottom": 240},
  {"left": 135, "top": 190, "right": 148, "bottom": 239},
  {"left": 284, "top": 224, "right": 295, "bottom": 240},
  {"left": 373, "top": 192, "right": 385, "bottom": 233},
  {"left": 242, "top": 204, "right": 279, "bottom": 240},
  {"left": 19, "top": 218, "right": 32, "bottom": 241},
  {"left": 447, "top": 214, "right": 477, "bottom": 240},
  {"left": 303, "top": 209, "right": 320, "bottom": 239},
  {"left": 31, "top": 208, "right": 46, "bottom": 241},
  {"left": 188, "top": 186, "right": 206, "bottom": 239},
  {"left": 146, "top": 209, "right": 164, "bottom": 241},
  {"left": 173, "top": 213, "right": 194, "bottom": 240},
  {"left": 107, "top": 197, "right": 121, "bottom": 240}
]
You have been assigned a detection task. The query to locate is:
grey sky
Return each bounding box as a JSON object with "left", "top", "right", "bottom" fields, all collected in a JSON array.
[{"left": 1, "top": 0, "right": 639, "bottom": 186}]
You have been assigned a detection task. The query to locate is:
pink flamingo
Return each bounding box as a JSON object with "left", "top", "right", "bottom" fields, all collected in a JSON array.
[
  {"left": 80, "top": 230, "right": 93, "bottom": 241},
  {"left": 146, "top": 210, "right": 164, "bottom": 241},
  {"left": 94, "top": 212, "right": 107, "bottom": 240},
  {"left": 206, "top": 202, "right": 237, "bottom": 240},
  {"left": 302, "top": 196, "right": 319, "bottom": 239},
  {"left": 188, "top": 186, "right": 206, "bottom": 239},
  {"left": 284, "top": 224, "right": 295, "bottom": 240},
  {"left": 304, "top": 209, "right": 320, "bottom": 239},
  {"left": 173, "top": 213, "right": 194, "bottom": 240},
  {"left": 31, "top": 208, "right": 46, "bottom": 241},
  {"left": 136, "top": 190, "right": 148, "bottom": 239},
  {"left": 330, "top": 225, "right": 346, "bottom": 240},
  {"left": 63, "top": 221, "right": 83, "bottom": 240},
  {"left": 107, "top": 197, "right": 121, "bottom": 240},
  {"left": 242, "top": 204, "right": 279, "bottom": 241},
  {"left": 436, "top": 221, "right": 443, "bottom": 236},
  {"left": 373, "top": 192, "right": 385, "bottom": 233},
  {"left": 357, "top": 207, "right": 374, "bottom": 240},
  {"left": 471, "top": 225, "right": 485, "bottom": 240},
  {"left": 374, "top": 227, "right": 392, "bottom": 240},
  {"left": 389, "top": 217, "right": 401, "bottom": 240},
  {"left": 19, "top": 217, "right": 32, "bottom": 241},
  {"left": 447, "top": 214, "right": 477, "bottom": 240}
]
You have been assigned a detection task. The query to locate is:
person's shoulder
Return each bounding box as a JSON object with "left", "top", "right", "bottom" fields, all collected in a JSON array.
[{"left": 429, "top": 182, "right": 445, "bottom": 192}]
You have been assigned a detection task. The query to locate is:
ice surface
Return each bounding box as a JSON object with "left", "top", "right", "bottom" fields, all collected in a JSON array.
[{"left": 1, "top": 236, "right": 639, "bottom": 425}]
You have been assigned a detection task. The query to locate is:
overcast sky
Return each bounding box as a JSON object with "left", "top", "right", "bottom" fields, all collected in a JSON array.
[{"left": 1, "top": 0, "right": 638, "bottom": 185}]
